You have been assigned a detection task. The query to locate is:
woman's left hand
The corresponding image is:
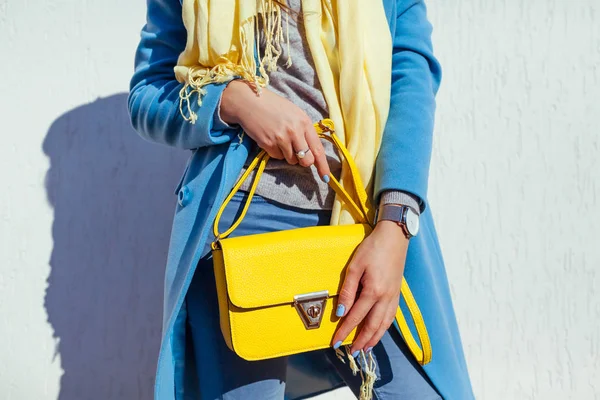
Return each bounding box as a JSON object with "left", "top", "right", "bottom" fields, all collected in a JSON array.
[{"left": 331, "top": 219, "right": 409, "bottom": 355}]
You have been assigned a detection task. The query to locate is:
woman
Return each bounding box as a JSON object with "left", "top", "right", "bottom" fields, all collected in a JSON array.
[{"left": 128, "top": 0, "right": 474, "bottom": 399}]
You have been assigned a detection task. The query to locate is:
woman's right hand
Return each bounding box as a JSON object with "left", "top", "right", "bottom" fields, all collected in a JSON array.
[{"left": 219, "top": 80, "right": 331, "bottom": 182}]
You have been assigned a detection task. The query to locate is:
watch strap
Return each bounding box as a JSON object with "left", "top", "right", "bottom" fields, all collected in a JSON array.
[
  {"left": 377, "top": 203, "right": 408, "bottom": 224},
  {"left": 379, "top": 190, "right": 421, "bottom": 216}
]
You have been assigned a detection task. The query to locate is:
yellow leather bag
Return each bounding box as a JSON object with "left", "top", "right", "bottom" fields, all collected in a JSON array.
[{"left": 211, "top": 119, "right": 432, "bottom": 364}]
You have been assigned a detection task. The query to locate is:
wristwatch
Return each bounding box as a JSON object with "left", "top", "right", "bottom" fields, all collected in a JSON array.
[{"left": 374, "top": 203, "right": 420, "bottom": 239}]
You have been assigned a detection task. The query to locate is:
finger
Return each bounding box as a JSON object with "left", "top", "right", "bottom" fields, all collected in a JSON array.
[
  {"left": 304, "top": 125, "right": 330, "bottom": 181},
  {"left": 358, "top": 302, "right": 397, "bottom": 353},
  {"left": 290, "top": 131, "right": 315, "bottom": 168},
  {"left": 349, "top": 301, "right": 388, "bottom": 354},
  {"left": 277, "top": 128, "right": 299, "bottom": 165},
  {"left": 335, "top": 260, "right": 364, "bottom": 319},
  {"left": 332, "top": 294, "right": 375, "bottom": 349}
]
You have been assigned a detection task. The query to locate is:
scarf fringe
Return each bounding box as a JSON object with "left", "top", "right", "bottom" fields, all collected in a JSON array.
[
  {"left": 335, "top": 345, "right": 378, "bottom": 400},
  {"left": 178, "top": 0, "right": 292, "bottom": 124}
]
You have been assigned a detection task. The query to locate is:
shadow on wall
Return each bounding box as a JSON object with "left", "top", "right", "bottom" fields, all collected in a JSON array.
[{"left": 43, "top": 93, "right": 188, "bottom": 399}]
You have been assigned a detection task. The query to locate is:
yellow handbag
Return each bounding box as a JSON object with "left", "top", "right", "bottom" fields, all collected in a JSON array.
[{"left": 210, "top": 119, "right": 432, "bottom": 365}]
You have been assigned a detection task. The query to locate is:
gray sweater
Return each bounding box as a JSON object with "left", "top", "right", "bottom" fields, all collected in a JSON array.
[{"left": 220, "top": 0, "right": 421, "bottom": 214}]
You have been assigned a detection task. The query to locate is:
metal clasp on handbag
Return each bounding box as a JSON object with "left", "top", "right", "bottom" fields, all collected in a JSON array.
[{"left": 293, "top": 291, "right": 328, "bottom": 329}]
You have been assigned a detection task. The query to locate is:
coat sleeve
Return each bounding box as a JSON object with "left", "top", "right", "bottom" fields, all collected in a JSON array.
[
  {"left": 127, "top": 0, "right": 239, "bottom": 149},
  {"left": 373, "top": 0, "right": 442, "bottom": 214}
]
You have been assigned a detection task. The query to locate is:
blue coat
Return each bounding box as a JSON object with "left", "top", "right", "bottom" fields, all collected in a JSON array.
[{"left": 128, "top": 0, "right": 475, "bottom": 398}]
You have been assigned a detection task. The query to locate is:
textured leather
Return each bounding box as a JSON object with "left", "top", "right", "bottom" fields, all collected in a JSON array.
[{"left": 211, "top": 119, "right": 431, "bottom": 364}]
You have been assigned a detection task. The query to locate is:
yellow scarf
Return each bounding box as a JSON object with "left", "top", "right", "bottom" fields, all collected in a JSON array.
[{"left": 174, "top": 0, "right": 392, "bottom": 228}]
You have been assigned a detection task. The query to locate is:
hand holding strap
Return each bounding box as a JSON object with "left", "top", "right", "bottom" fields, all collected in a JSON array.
[{"left": 212, "top": 120, "right": 373, "bottom": 243}]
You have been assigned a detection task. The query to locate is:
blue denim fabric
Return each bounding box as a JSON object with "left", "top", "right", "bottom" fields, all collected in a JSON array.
[{"left": 186, "top": 190, "right": 442, "bottom": 400}]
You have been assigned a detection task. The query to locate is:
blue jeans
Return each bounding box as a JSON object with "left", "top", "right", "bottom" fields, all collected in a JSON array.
[{"left": 186, "top": 190, "right": 442, "bottom": 400}]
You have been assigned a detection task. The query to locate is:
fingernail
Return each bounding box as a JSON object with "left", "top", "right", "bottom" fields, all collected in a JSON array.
[
  {"left": 366, "top": 347, "right": 373, "bottom": 354},
  {"left": 322, "top": 174, "right": 330, "bottom": 183},
  {"left": 333, "top": 341, "right": 343, "bottom": 349},
  {"left": 352, "top": 350, "right": 360, "bottom": 358},
  {"left": 336, "top": 304, "right": 345, "bottom": 317}
]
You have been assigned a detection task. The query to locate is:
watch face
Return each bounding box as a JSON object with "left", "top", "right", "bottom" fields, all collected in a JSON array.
[{"left": 405, "top": 209, "right": 420, "bottom": 236}]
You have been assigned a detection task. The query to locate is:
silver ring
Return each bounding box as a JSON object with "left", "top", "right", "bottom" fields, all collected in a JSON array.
[{"left": 295, "top": 148, "right": 311, "bottom": 159}]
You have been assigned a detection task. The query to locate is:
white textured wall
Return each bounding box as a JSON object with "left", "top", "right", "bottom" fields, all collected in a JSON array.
[
  {"left": 429, "top": 1, "right": 600, "bottom": 399},
  {"left": 0, "top": 1, "right": 598, "bottom": 399}
]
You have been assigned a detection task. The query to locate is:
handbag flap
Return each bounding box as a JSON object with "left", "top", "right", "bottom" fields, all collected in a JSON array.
[{"left": 215, "top": 223, "right": 372, "bottom": 310}]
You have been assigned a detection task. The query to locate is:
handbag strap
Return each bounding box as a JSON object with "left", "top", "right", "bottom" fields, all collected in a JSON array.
[
  {"left": 210, "top": 119, "right": 432, "bottom": 366},
  {"left": 315, "top": 120, "right": 374, "bottom": 223},
  {"left": 397, "top": 281, "right": 432, "bottom": 364}
]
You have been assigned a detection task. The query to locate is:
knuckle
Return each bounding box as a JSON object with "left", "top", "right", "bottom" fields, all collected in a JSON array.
[
  {"left": 339, "top": 287, "right": 356, "bottom": 301},
  {"left": 262, "top": 138, "right": 275, "bottom": 149},
  {"left": 347, "top": 314, "right": 362, "bottom": 326},
  {"left": 347, "top": 263, "right": 363, "bottom": 275},
  {"left": 289, "top": 126, "right": 302, "bottom": 140},
  {"left": 364, "top": 323, "right": 378, "bottom": 335},
  {"left": 362, "top": 288, "right": 379, "bottom": 300},
  {"left": 367, "top": 285, "right": 386, "bottom": 299},
  {"left": 281, "top": 122, "right": 298, "bottom": 136},
  {"left": 275, "top": 131, "right": 288, "bottom": 143},
  {"left": 311, "top": 145, "right": 324, "bottom": 158}
]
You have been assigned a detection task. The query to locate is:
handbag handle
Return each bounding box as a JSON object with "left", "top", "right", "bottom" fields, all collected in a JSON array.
[{"left": 210, "top": 119, "right": 432, "bottom": 365}]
